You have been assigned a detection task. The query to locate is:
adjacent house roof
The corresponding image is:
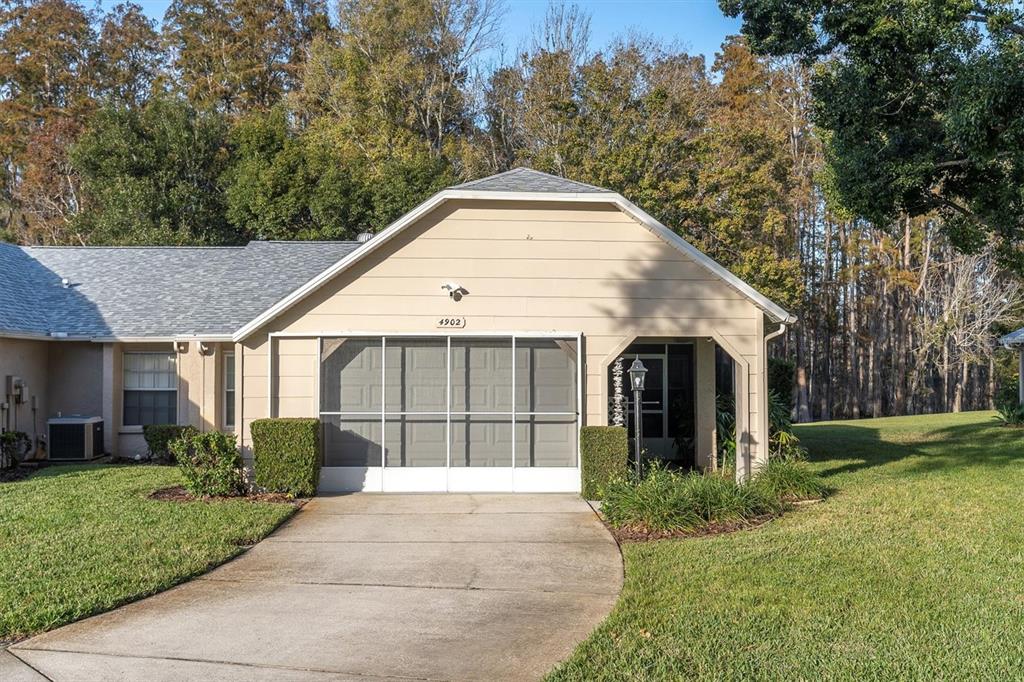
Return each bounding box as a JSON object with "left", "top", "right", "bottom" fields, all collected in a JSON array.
[
  {"left": 0, "top": 241, "right": 360, "bottom": 339},
  {"left": 449, "top": 168, "right": 605, "bottom": 194},
  {"left": 999, "top": 328, "right": 1024, "bottom": 347}
]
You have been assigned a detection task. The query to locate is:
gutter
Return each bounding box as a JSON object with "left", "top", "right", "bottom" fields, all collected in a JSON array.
[{"left": 765, "top": 322, "right": 788, "bottom": 344}]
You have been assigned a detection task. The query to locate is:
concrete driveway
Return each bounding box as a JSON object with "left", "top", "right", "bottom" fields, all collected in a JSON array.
[{"left": 8, "top": 494, "right": 622, "bottom": 681}]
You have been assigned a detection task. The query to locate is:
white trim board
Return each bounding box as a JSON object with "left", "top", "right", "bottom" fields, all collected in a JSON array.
[{"left": 232, "top": 189, "right": 796, "bottom": 341}]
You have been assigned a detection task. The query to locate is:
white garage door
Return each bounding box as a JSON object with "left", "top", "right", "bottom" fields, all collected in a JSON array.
[{"left": 318, "top": 334, "right": 580, "bottom": 492}]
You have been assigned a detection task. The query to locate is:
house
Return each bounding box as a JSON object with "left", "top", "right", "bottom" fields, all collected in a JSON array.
[
  {"left": 999, "top": 327, "right": 1024, "bottom": 403},
  {"left": 0, "top": 169, "right": 794, "bottom": 492}
]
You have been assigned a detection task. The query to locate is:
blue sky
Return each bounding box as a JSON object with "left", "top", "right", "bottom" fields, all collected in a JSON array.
[{"left": 125, "top": 0, "right": 740, "bottom": 68}]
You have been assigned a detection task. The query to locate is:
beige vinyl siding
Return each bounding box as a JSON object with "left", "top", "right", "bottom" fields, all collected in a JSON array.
[{"left": 240, "top": 199, "right": 768, "bottom": 467}]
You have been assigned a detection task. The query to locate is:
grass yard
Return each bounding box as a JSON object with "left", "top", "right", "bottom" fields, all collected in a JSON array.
[
  {"left": 0, "top": 465, "right": 295, "bottom": 640},
  {"left": 550, "top": 411, "right": 1024, "bottom": 680}
]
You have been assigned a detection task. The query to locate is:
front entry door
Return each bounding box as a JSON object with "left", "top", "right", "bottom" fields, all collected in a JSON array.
[{"left": 609, "top": 343, "right": 695, "bottom": 468}]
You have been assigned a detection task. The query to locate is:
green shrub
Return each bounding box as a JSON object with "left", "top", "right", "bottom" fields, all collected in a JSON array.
[
  {"left": 170, "top": 430, "right": 245, "bottom": 497},
  {"left": 580, "top": 426, "right": 628, "bottom": 500},
  {"left": 601, "top": 466, "right": 781, "bottom": 533},
  {"left": 143, "top": 424, "right": 197, "bottom": 463},
  {"left": 996, "top": 400, "right": 1024, "bottom": 427},
  {"left": 251, "top": 418, "right": 320, "bottom": 497},
  {"left": 752, "top": 459, "right": 829, "bottom": 501},
  {"left": 0, "top": 430, "right": 29, "bottom": 468},
  {"left": 715, "top": 393, "right": 737, "bottom": 471},
  {"left": 768, "top": 390, "right": 807, "bottom": 460},
  {"left": 768, "top": 357, "right": 795, "bottom": 407}
]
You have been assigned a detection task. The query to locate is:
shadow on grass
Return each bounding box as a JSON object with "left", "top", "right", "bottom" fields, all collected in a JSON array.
[{"left": 795, "top": 413, "right": 1024, "bottom": 479}]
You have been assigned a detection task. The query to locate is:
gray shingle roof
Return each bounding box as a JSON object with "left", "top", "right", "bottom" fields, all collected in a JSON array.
[
  {"left": 450, "top": 168, "right": 606, "bottom": 194},
  {"left": 0, "top": 241, "right": 361, "bottom": 339}
]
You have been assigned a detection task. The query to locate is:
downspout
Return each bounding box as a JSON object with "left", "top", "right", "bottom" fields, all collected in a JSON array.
[{"left": 765, "top": 322, "right": 787, "bottom": 346}]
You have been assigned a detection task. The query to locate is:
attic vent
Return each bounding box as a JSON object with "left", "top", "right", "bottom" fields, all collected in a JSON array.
[{"left": 356, "top": 232, "right": 374, "bottom": 243}]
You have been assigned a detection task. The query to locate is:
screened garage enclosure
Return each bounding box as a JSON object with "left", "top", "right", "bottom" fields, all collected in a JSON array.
[{"left": 319, "top": 335, "right": 580, "bottom": 492}]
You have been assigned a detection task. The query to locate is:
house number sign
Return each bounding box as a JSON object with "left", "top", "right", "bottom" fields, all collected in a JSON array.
[{"left": 436, "top": 316, "right": 466, "bottom": 329}]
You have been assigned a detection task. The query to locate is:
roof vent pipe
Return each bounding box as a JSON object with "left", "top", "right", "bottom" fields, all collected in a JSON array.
[
  {"left": 61, "top": 278, "right": 70, "bottom": 288},
  {"left": 356, "top": 232, "right": 374, "bottom": 243}
]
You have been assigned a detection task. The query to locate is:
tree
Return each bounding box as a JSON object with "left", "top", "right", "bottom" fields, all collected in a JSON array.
[
  {"left": 691, "top": 37, "right": 803, "bottom": 308},
  {"left": 95, "top": 2, "right": 163, "bottom": 107},
  {"left": 720, "top": 0, "right": 1024, "bottom": 273},
  {"left": 0, "top": 0, "right": 96, "bottom": 241},
  {"left": 221, "top": 106, "right": 373, "bottom": 240},
  {"left": 162, "top": 0, "right": 329, "bottom": 114},
  {"left": 300, "top": 0, "right": 501, "bottom": 157},
  {"left": 71, "top": 96, "right": 236, "bottom": 244}
]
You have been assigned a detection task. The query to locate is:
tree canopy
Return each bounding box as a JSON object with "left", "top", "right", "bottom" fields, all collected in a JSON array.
[{"left": 721, "top": 0, "right": 1024, "bottom": 271}]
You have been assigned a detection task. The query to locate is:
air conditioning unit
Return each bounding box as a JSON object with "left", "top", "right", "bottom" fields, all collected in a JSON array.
[{"left": 48, "top": 417, "right": 104, "bottom": 461}]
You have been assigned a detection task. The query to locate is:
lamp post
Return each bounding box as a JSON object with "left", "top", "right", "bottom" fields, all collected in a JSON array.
[{"left": 628, "top": 357, "right": 647, "bottom": 478}]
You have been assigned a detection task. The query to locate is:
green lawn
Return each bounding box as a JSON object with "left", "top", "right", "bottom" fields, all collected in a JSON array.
[
  {"left": 0, "top": 465, "right": 294, "bottom": 640},
  {"left": 550, "top": 411, "right": 1024, "bottom": 680}
]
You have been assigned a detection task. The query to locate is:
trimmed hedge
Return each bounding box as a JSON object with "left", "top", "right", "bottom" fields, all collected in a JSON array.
[
  {"left": 143, "top": 424, "right": 197, "bottom": 463},
  {"left": 251, "top": 418, "right": 320, "bottom": 497},
  {"left": 580, "top": 426, "right": 628, "bottom": 500},
  {"left": 170, "top": 430, "right": 245, "bottom": 497}
]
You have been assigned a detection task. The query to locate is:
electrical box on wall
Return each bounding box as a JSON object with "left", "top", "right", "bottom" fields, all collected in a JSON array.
[{"left": 5, "top": 375, "right": 25, "bottom": 404}]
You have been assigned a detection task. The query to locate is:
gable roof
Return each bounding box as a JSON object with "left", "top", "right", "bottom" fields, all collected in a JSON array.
[
  {"left": 232, "top": 171, "right": 796, "bottom": 340},
  {"left": 449, "top": 168, "right": 605, "bottom": 194},
  {"left": 0, "top": 241, "right": 361, "bottom": 340}
]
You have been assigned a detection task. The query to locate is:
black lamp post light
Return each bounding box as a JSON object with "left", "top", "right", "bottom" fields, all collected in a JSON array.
[{"left": 628, "top": 357, "right": 647, "bottom": 478}]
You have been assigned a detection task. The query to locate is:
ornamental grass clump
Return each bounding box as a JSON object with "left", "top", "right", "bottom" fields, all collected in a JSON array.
[
  {"left": 601, "top": 466, "right": 781, "bottom": 534},
  {"left": 752, "top": 459, "right": 830, "bottom": 502},
  {"left": 601, "top": 460, "right": 827, "bottom": 536}
]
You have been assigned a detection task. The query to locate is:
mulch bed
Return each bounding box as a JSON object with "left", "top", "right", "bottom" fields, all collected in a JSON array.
[
  {"left": 0, "top": 467, "right": 36, "bottom": 483},
  {"left": 149, "top": 486, "right": 308, "bottom": 507}
]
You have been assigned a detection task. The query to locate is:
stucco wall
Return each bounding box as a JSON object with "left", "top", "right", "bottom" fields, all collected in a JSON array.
[
  {"left": 0, "top": 337, "right": 48, "bottom": 455},
  {"left": 238, "top": 199, "right": 769, "bottom": 472},
  {"left": 47, "top": 341, "right": 103, "bottom": 418}
]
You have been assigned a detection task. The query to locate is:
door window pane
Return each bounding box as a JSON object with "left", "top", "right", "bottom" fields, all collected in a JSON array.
[
  {"left": 385, "top": 339, "right": 447, "bottom": 413},
  {"left": 450, "top": 416, "right": 512, "bottom": 467},
  {"left": 321, "top": 338, "right": 381, "bottom": 413},
  {"left": 451, "top": 338, "right": 512, "bottom": 413},
  {"left": 515, "top": 416, "right": 577, "bottom": 467},
  {"left": 385, "top": 416, "right": 446, "bottom": 467},
  {"left": 322, "top": 416, "right": 382, "bottom": 467}
]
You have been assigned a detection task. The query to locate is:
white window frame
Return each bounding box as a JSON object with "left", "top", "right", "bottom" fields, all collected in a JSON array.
[
  {"left": 122, "top": 351, "right": 178, "bottom": 428},
  {"left": 223, "top": 351, "right": 236, "bottom": 430}
]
